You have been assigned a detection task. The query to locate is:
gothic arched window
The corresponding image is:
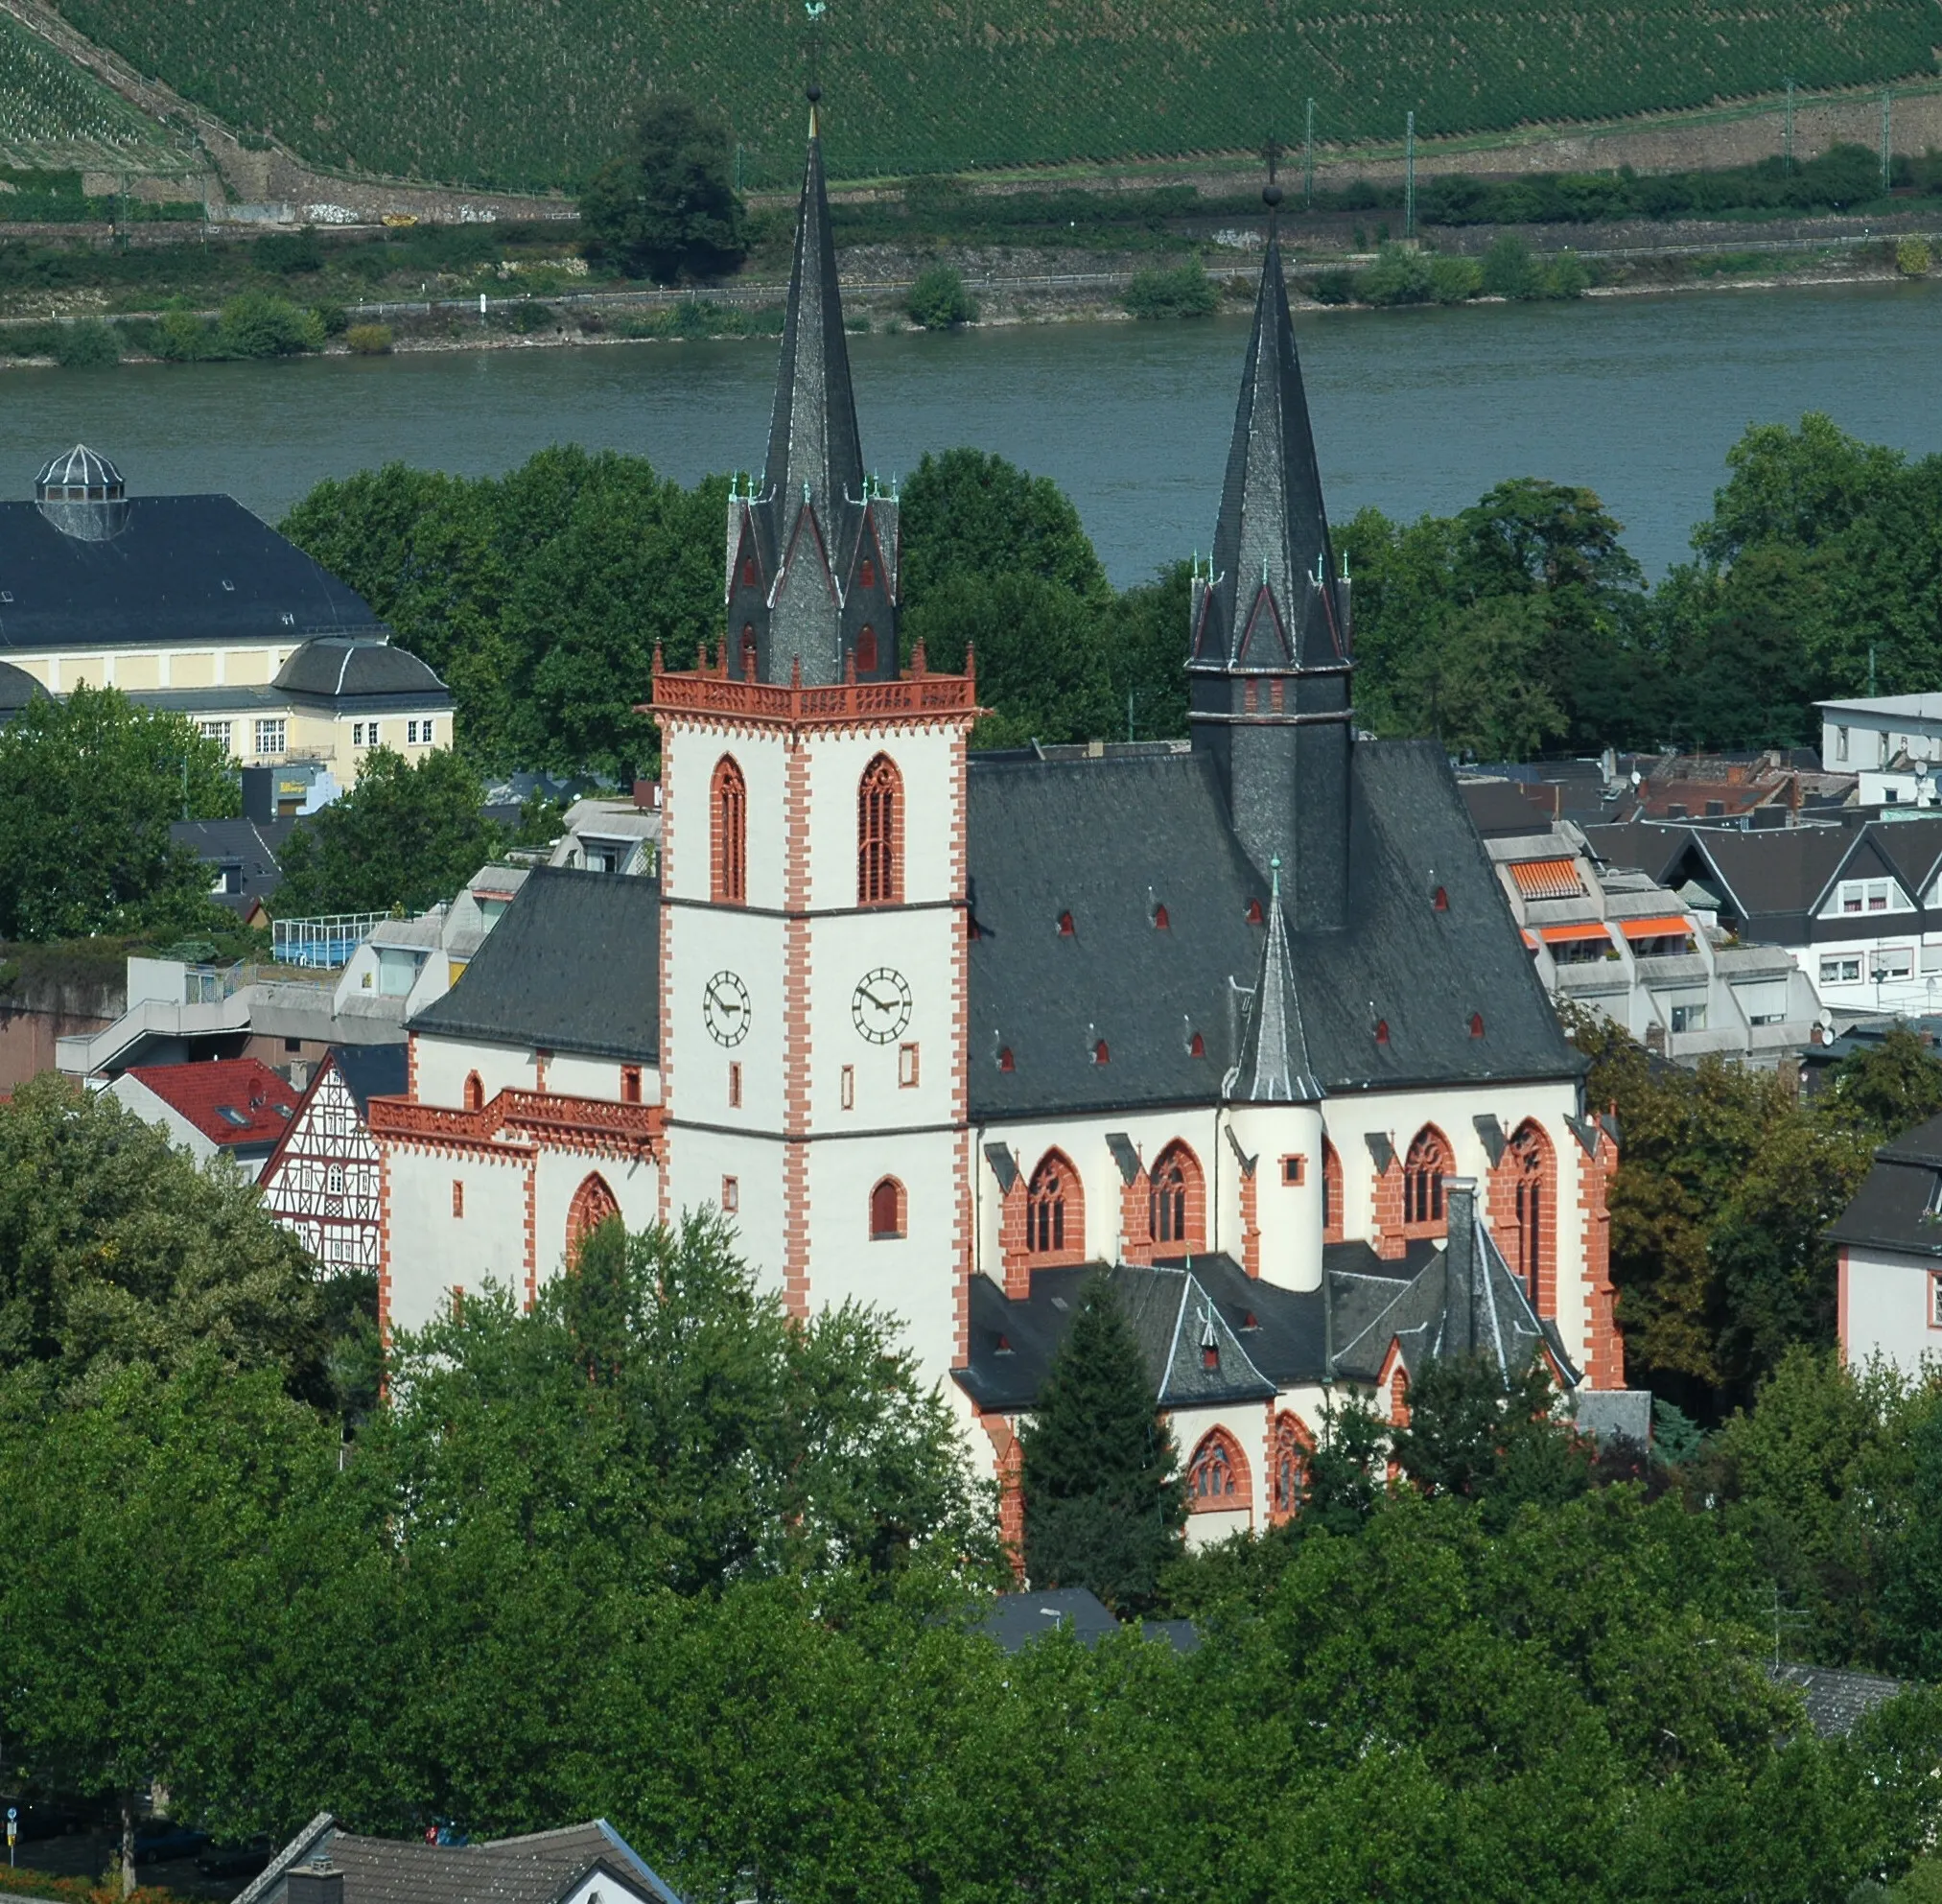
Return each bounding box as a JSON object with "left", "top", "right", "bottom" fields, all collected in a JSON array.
[
  {"left": 1269, "top": 1412, "right": 1313, "bottom": 1525},
  {"left": 856, "top": 624, "right": 878, "bottom": 672},
  {"left": 1403, "top": 1125, "right": 1453, "bottom": 1230},
  {"left": 712, "top": 755, "right": 747, "bottom": 905},
  {"left": 463, "top": 1070, "right": 484, "bottom": 1113},
  {"left": 1026, "top": 1149, "right": 1083, "bottom": 1259},
  {"left": 567, "top": 1172, "right": 620, "bottom": 1266},
  {"left": 1148, "top": 1140, "right": 1205, "bottom": 1254},
  {"left": 1187, "top": 1426, "right": 1251, "bottom": 1514},
  {"left": 1505, "top": 1119, "right": 1556, "bottom": 1311},
  {"left": 870, "top": 1176, "right": 906, "bottom": 1239},
  {"left": 1322, "top": 1139, "right": 1344, "bottom": 1242},
  {"left": 857, "top": 753, "right": 903, "bottom": 906}
]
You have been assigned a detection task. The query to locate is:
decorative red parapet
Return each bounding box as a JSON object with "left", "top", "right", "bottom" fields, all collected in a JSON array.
[
  {"left": 640, "top": 667, "right": 980, "bottom": 727},
  {"left": 368, "top": 1088, "right": 663, "bottom": 1155}
]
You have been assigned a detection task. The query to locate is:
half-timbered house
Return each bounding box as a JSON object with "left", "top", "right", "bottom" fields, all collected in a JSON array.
[{"left": 261, "top": 1045, "right": 408, "bottom": 1276}]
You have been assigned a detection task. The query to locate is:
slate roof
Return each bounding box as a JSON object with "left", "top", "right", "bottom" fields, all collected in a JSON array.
[
  {"left": 1826, "top": 1111, "right": 1942, "bottom": 1258},
  {"left": 972, "top": 1587, "right": 1202, "bottom": 1656},
  {"left": 0, "top": 658, "right": 44, "bottom": 712},
  {"left": 171, "top": 817, "right": 295, "bottom": 912},
  {"left": 1328, "top": 1186, "right": 1579, "bottom": 1387},
  {"left": 409, "top": 866, "right": 660, "bottom": 1064},
  {"left": 125, "top": 1057, "right": 298, "bottom": 1147},
  {"left": 1586, "top": 820, "right": 1857, "bottom": 942},
  {"left": 0, "top": 494, "right": 382, "bottom": 651},
  {"left": 1771, "top": 1663, "right": 1907, "bottom": 1739},
  {"left": 239, "top": 1814, "right": 681, "bottom": 1904},
  {"left": 1190, "top": 231, "right": 1346, "bottom": 672},
  {"left": 967, "top": 740, "right": 1577, "bottom": 1120},
  {"left": 274, "top": 637, "right": 452, "bottom": 707},
  {"left": 1460, "top": 779, "right": 1556, "bottom": 839},
  {"left": 330, "top": 1042, "right": 409, "bottom": 1117},
  {"left": 955, "top": 1256, "right": 1309, "bottom": 1415}
]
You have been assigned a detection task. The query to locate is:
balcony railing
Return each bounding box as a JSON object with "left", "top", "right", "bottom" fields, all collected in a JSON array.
[
  {"left": 368, "top": 1087, "right": 663, "bottom": 1153},
  {"left": 644, "top": 644, "right": 979, "bottom": 725},
  {"left": 273, "top": 912, "right": 387, "bottom": 969}
]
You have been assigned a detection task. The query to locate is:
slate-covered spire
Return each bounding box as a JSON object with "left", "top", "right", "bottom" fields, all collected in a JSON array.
[
  {"left": 1188, "top": 164, "right": 1353, "bottom": 932},
  {"left": 722, "top": 85, "right": 899, "bottom": 688},
  {"left": 1227, "top": 858, "right": 1322, "bottom": 1103}
]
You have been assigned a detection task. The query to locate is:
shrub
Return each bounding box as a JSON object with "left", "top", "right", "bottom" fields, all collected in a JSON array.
[
  {"left": 1304, "top": 269, "right": 1358, "bottom": 305},
  {"left": 1897, "top": 235, "right": 1933, "bottom": 277},
  {"left": 217, "top": 291, "right": 324, "bottom": 357},
  {"left": 1481, "top": 232, "right": 1545, "bottom": 299},
  {"left": 344, "top": 322, "right": 392, "bottom": 354},
  {"left": 907, "top": 265, "right": 978, "bottom": 328},
  {"left": 1357, "top": 240, "right": 1434, "bottom": 306},
  {"left": 311, "top": 300, "right": 349, "bottom": 335},
  {"left": 1428, "top": 253, "right": 1483, "bottom": 304},
  {"left": 1545, "top": 247, "right": 1592, "bottom": 297},
  {"left": 53, "top": 317, "right": 117, "bottom": 366},
  {"left": 1122, "top": 261, "right": 1216, "bottom": 319}
]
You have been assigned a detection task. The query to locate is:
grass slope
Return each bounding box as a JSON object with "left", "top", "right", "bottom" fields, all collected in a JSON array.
[
  {"left": 41, "top": 0, "right": 1942, "bottom": 193},
  {"left": 0, "top": 11, "right": 184, "bottom": 170}
]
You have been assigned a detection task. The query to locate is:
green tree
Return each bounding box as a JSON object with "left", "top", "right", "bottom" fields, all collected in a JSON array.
[
  {"left": 1122, "top": 261, "right": 1218, "bottom": 318},
  {"left": 1018, "top": 1275, "right": 1185, "bottom": 1610},
  {"left": 217, "top": 291, "right": 325, "bottom": 357},
  {"left": 905, "top": 265, "right": 977, "bottom": 329},
  {"left": 272, "top": 745, "right": 503, "bottom": 917},
  {"left": 0, "top": 684, "right": 236, "bottom": 941},
  {"left": 900, "top": 446, "right": 1111, "bottom": 608},
  {"left": 1103, "top": 558, "right": 1191, "bottom": 740},
  {"left": 578, "top": 98, "right": 746, "bottom": 285},
  {"left": 1481, "top": 232, "right": 1546, "bottom": 298},
  {"left": 0, "top": 1073, "right": 325, "bottom": 1400},
  {"left": 1357, "top": 241, "right": 1433, "bottom": 306},
  {"left": 1390, "top": 1350, "right": 1591, "bottom": 1521}
]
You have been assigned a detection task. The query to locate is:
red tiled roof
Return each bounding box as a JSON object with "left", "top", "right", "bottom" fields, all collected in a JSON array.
[{"left": 124, "top": 1058, "right": 298, "bottom": 1146}]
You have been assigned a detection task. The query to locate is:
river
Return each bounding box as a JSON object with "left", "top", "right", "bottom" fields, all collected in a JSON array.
[{"left": 1, "top": 278, "right": 1936, "bottom": 584}]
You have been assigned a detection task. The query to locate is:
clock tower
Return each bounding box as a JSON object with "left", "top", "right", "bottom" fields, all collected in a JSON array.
[{"left": 648, "top": 92, "right": 982, "bottom": 1379}]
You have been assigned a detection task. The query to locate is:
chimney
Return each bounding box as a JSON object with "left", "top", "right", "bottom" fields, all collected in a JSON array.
[
  {"left": 1442, "top": 1176, "right": 1479, "bottom": 1357},
  {"left": 287, "top": 1865, "right": 344, "bottom": 1904}
]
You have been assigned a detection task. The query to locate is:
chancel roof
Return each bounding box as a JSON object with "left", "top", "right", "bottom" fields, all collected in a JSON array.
[
  {"left": 967, "top": 739, "right": 1577, "bottom": 1120},
  {"left": 409, "top": 867, "right": 660, "bottom": 1064}
]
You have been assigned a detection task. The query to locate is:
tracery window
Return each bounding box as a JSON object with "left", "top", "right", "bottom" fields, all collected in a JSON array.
[
  {"left": 1269, "top": 1412, "right": 1312, "bottom": 1525},
  {"left": 1403, "top": 1125, "right": 1453, "bottom": 1229},
  {"left": 1505, "top": 1119, "right": 1556, "bottom": 1310},
  {"left": 567, "top": 1172, "right": 620, "bottom": 1265},
  {"left": 712, "top": 755, "right": 748, "bottom": 905},
  {"left": 857, "top": 753, "right": 903, "bottom": 905},
  {"left": 1148, "top": 1140, "right": 1205, "bottom": 1253},
  {"left": 1187, "top": 1427, "right": 1251, "bottom": 1513},
  {"left": 1026, "top": 1149, "right": 1083, "bottom": 1258}
]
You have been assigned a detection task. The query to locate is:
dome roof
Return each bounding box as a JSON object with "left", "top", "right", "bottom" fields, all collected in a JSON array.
[
  {"left": 35, "top": 444, "right": 123, "bottom": 501},
  {"left": 273, "top": 637, "right": 448, "bottom": 700},
  {"left": 0, "top": 662, "right": 47, "bottom": 713}
]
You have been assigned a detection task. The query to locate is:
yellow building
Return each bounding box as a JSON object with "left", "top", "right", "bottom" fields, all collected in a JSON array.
[{"left": 0, "top": 446, "right": 453, "bottom": 781}]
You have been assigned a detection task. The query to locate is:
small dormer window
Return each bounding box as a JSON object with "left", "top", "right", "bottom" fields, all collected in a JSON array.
[
  {"left": 1188, "top": 1031, "right": 1205, "bottom": 1057},
  {"left": 1057, "top": 910, "right": 1075, "bottom": 936},
  {"left": 1469, "top": 1012, "right": 1485, "bottom": 1038},
  {"left": 1374, "top": 1019, "right": 1390, "bottom": 1045},
  {"left": 1246, "top": 898, "right": 1264, "bottom": 925},
  {"left": 1153, "top": 904, "right": 1169, "bottom": 930},
  {"left": 1093, "top": 1040, "right": 1110, "bottom": 1065},
  {"left": 860, "top": 557, "right": 876, "bottom": 589},
  {"left": 998, "top": 1046, "right": 1015, "bottom": 1072},
  {"left": 1927, "top": 1174, "right": 1942, "bottom": 1221},
  {"left": 1433, "top": 886, "right": 1449, "bottom": 912}
]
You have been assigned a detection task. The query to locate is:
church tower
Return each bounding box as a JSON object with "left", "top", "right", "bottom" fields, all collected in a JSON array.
[
  {"left": 651, "top": 87, "right": 978, "bottom": 1382},
  {"left": 724, "top": 86, "right": 900, "bottom": 688},
  {"left": 1188, "top": 176, "right": 1353, "bottom": 932}
]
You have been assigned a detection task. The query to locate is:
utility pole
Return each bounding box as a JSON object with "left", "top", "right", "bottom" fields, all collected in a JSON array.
[
  {"left": 1405, "top": 110, "right": 1416, "bottom": 239},
  {"left": 1882, "top": 88, "right": 1893, "bottom": 190},
  {"left": 1784, "top": 77, "right": 1795, "bottom": 168},
  {"left": 1304, "top": 96, "right": 1315, "bottom": 209}
]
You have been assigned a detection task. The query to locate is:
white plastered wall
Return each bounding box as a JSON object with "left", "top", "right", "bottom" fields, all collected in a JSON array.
[
  {"left": 386, "top": 1143, "right": 530, "bottom": 1332},
  {"left": 1843, "top": 1246, "right": 1942, "bottom": 1382}
]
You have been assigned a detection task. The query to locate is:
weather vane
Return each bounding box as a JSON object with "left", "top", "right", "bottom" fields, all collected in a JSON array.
[{"left": 805, "top": 0, "right": 827, "bottom": 100}]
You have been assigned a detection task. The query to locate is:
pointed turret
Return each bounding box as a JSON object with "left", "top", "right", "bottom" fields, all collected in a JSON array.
[
  {"left": 1226, "top": 858, "right": 1322, "bottom": 1104},
  {"left": 1188, "top": 172, "right": 1353, "bottom": 931},
  {"left": 723, "top": 86, "right": 899, "bottom": 687}
]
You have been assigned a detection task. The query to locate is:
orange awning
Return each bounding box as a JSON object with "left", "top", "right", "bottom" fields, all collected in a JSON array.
[
  {"left": 1538, "top": 922, "right": 1613, "bottom": 944},
  {"left": 1618, "top": 914, "right": 1692, "bottom": 939},
  {"left": 1509, "top": 858, "right": 1582, "bottom": 900}
]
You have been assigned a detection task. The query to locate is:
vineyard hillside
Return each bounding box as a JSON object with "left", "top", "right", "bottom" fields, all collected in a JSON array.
[
  {"left": 0, "top": 10, "right": 187, "bottom": 173},
  {"left": 41, "top": 0, "right": 1942, "bottom": 194}
]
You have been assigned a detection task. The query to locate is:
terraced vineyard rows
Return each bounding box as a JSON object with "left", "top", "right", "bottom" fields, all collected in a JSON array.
[
  {"left": 0, "top": 10, "right": 187, "bottom": 170},
  {"left": 43, "top": 0, "right": 1942, "bottom": 192}
]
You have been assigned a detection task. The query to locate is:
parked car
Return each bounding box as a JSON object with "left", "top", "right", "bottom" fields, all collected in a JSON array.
[
  {"left": 133, "top": 1821, "right": 209, "bottom": 1862},
  {"left": 197, "top": 1839, "right": 271, "bottom": 1880}
]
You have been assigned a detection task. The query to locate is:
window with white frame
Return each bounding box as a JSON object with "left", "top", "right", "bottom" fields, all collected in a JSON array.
[
  {"left": 351, "top": 721, "right": 370, "bottom": 746},
  {"left": 254, "top": 717, "right": 286, "bottom": 757},
  {"left": 1820, "top": 956, "right": 1862, "bottom": 984},
  {"left": 1930, "top": 1273, "right": 1942, "bottom": 1328},
  {"left": 197, "top": 718, "right": 232, "bottom": 753},
  {"left": 1837, "top": 879, "right": 1899, "bottom": 915},
  {"left": 1922, "top": 943, "right": 1942, "bottom": 975},
  {"left": 1669, "top": 1002, "right": 1707, "bottom": 1034},
  {"left": 1877, "top": 946, "right": 1915, "bottom": 980},
  {"left": 407, "top": 718, "right": 434, "bottom": 744},
  {"left": 1837, "top": 725, "right": 1850, "bottom": 762}
]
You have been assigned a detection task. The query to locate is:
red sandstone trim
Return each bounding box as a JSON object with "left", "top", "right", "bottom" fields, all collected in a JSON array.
[
  {"left": 1579, "top": 1120, "right": 1625, "bottom": 1388},
  {"left": 524, "top": 1159, "right": 538, "bottom": 1311},
  {"left": 977, "top": 1409, "right": 1026, "bottom": 1579},
  {"left": 950, "top": 729, "right": 972, "bottom": 1368},
  {"left": 369, "top": 1087, "right": 661, "bottom": 1154},
  {"left": 645, "top": 661, "right": 978, "bottom": 728},
  {"left": 781, "top": 735, "right": 813, "bottom": 1317},
  {"left": 1239, "top": 1157, "right": 1260, "bottom": 1280}
]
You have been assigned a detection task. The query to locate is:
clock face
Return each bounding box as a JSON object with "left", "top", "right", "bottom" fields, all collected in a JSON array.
[
  {"left": 852, "top": 967, "right": 913, "bottom": 1045},
  {"left": 702, "top": 970, "right": 751, "bottom": 1046}
]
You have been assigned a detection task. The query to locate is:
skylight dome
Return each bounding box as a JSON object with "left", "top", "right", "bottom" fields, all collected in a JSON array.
[{"left": 35, "top": 444, "right": 128, "bottom": 542}]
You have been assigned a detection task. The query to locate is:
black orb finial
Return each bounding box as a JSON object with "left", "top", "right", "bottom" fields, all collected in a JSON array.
[
  {"left": 807, "top": 81, "right": 822, "bottom": 102},
  {"left": 1263, "top": 180, "right": 1283, "bottom": 208}
]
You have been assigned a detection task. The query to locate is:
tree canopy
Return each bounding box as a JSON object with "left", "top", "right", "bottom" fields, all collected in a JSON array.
[
  {"left": 0, "top": 685, "right": 236, "bottom": 942},
  {"left": 272, "top": 745, "right": 506, "bottom": 918},
  {"left": 577, "top": 98, "right": 747, "bottom": 286}
]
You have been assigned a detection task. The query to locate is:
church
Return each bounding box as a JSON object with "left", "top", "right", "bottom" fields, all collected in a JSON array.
[{"left": 371, "top": 93, "right": 1628, "bottom": 1540}]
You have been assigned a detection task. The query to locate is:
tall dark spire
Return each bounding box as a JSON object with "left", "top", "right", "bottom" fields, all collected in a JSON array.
[
  {"left": 722, "top": 86, "right": 900, "bottom": 688},
  {"left": 1188, "top": 166, "right": 1353, "bottom": 931}
]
